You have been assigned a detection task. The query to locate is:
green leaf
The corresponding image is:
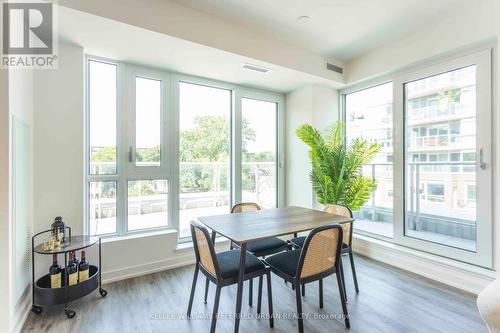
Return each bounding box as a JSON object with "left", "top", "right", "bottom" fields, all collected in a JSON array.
[{"left": 296, "top": 121, "right": 381, "bottom": 211}]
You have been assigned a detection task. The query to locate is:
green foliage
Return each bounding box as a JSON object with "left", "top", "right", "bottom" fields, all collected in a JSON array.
[
  {"left": 90, "top": 147, "right": 116, "bottom": 162},
  {"left": 136, "top": 146, "right": 160, "bottom": 163},
  {"left": 180, "top": 115, "right": 256, "bottom": 162},
  {"left": 296, "top": 122, "right": 381, "bottom": 211},
  {"left": 179, "top": 115, "right": 271, "bottom": 193},
  {"left": 128, "top": 181, "right": 156, "bottom": 196}
]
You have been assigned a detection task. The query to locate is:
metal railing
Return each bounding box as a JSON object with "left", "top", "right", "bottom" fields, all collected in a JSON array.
[
  {"left": 89, "top": 161, "right": 276, "bottom": 219},
  {"left": 363, "top": 161, "right": 476, "bottom": 221}
]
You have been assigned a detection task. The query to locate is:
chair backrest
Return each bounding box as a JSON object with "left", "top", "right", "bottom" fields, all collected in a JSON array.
[
  {"left": 231, "top": 202, "right": 262, "bottom": 213},
  {"left": 324, "top": 204, "right": 353, "bottom": 247},
  {"left": 190, "top": 221, "right": 220, "bottom": 279},
  {"left": 297, "top": 224, "right": 343, "bottom": 279}
]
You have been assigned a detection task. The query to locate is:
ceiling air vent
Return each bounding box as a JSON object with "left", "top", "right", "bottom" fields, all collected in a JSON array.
[
  {"left": 326, "top": 62, "right": 344, "bottom": 74},
  {"left": 242, "top": 63, "right": 271, "bottom": 74}
]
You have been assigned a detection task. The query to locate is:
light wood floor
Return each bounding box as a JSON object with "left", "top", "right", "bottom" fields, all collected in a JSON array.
[{"left": 22, "top": 255, "right": 487, "bottom": 333}]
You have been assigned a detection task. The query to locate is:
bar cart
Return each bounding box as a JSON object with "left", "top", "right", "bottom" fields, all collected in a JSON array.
[{"left": 31, "top": 226, "right": 108, "bottom": 318}]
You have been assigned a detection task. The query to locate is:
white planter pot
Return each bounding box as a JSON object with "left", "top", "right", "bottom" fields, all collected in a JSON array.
[{"left": 477, "top": 278, "right": 500, "bottom": 332}]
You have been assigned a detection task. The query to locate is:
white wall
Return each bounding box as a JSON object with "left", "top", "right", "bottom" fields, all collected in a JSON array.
[
  {"left": 0, "top": 68, "right": 11, "bottom": 333},
  {"left": 346, "top": 0, "right": 497, "bottom": 83},
  {"left": 8, "top": 68, "right": 34, "bottom": 333},
  {"left": 34, "top": 43, "right": 84, "bottom": 237},
  {"left": 285, "top": 84, "right": 339, "bottom": 208},
  {"left": 0, "top": 67, "right": 35, "bottom": 333}
]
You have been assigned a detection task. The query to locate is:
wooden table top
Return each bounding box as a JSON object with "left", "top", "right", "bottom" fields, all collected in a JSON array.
[{"left": 197, "top": 206, "right": 354, "bottom": 244}]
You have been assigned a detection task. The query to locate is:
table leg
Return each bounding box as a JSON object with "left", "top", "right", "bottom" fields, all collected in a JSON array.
[{"left": 234, "top": 242, "right": 246, "bottom": 333}]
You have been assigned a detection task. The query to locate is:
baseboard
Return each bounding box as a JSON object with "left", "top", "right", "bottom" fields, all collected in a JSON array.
[
  {"left": 353, "top": 234, "right": 496, "bottom": 295},
  {"left": 101, "top": 240, "right": 230, "bottom": 284},
  {"left": 102, "top": 252, "right": 195, "bottom": 284},
  {"left": 11, "top": 289, "right": 31, "bottom": 333}
]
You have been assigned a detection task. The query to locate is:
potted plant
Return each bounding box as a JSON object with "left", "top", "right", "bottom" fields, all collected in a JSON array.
[{"left": 296, "top": 122, "right": 381, "bottom": 211}]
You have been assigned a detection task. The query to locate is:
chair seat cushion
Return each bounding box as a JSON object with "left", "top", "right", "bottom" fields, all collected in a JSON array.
[
  {"left": 216, "top": 250, "right": 265, "bottom": 279},
  {"left": 289, "top": 236, "right": 306, "bottom": 248},
  {"left": 246, "top": 238, "right": 288, "bottom": 256},
  {"left": 265, "top": 250, "right": 301, "bottom": 278},
  {"left": 290, "top": 236, "right": 348, "bottom": 249}
]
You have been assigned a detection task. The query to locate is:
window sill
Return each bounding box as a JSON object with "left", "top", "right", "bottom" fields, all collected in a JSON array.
[
  {"left": 101, "top": 228, "right": 177, "bottom": 244},
  {"left": 352, "top": 233, "right": 495, "bottom": 294},
  {"left": 175, "top": 237, "right": 230, "bottom": 253}
]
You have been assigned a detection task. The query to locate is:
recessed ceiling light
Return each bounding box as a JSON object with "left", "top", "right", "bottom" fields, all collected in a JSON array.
[
  {"left": 241, "top": 63, "right": 271, "bottom": 74},
  {"left": 296, "top": 16, "right": 310, "bottom": 23}
]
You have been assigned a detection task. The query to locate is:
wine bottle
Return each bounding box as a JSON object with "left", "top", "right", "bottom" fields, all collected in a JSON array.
[
  {"left": 71, "top": 250, "right": 79, "bottom": 267},
  {"left": 78, "top": 251, "right": 89, "bottom": 282},
  {"left": 67, "top": 252, "right": 78, "bottom": 286},
  {"left": 49, "top": 254, "right": 61, "bottom": 288}
]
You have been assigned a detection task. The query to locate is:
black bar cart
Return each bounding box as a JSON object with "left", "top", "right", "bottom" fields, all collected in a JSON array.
[{"left": 31, "top": 226, "right": 107, "bottom": 318}]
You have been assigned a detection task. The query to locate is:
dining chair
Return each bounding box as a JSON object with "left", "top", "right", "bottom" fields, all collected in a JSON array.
[
  {"left": 187, "top": 220, "right": 274, "bottom": 333},
  {"left": 265, "top": 224, "right": 350, "bottom": 332},
  {"left": 289, "top": 204, "right": 359, "bottom": 295},
  {"left": 228, "top": 202, "right": 290, "bottom": 307}
]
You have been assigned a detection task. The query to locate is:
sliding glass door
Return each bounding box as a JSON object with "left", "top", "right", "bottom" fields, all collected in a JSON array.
[{"left": 344, "top": 49, "right": 492, "bottom": 267}]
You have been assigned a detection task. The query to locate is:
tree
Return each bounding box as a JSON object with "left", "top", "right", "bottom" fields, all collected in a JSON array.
[{"left": 180, "top": 115, "right": 255, "bottom": 162}]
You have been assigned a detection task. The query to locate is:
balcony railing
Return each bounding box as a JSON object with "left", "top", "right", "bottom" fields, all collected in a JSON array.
[
  {"left": 357, "top": 161, "right": 476, "bottom": 243},
  {"left": 89, "top": 161, "right": 276, "bottom": 221}
]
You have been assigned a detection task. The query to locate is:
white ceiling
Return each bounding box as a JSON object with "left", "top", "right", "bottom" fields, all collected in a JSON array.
[
  {"left": 58, "top": 6, "right": 343, "bottom": 93},
  {"left": 174, "top": 0, "right": 472, "bottom": 60}
]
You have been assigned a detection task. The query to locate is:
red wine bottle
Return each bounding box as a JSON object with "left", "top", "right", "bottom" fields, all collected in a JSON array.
[
  {"left": 78, "top": 251, "right": 89, "bottom": 282},
  {"left": 67, "top": 252, "right": 78, "bottom": 286},
  {"left": 49, "top": 254, "right": 61, "bottom": 288},
  {"left": 70, "top": 250, "right": 79, "bottom": 267}
]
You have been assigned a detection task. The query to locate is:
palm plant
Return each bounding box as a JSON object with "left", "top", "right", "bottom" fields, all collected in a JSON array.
[{"left": 296, "top": 122, "right": 381, "bottom": 211}]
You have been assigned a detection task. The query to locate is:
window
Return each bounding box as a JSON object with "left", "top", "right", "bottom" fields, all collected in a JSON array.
[
  {"left": 241, "top": 98, "right": 278, "bottom": 208},
  {"left": 466, "top": 183, "right": 476, "bottom": 205},
  {"left": 86, "top": 59, "right": 284, "bottom": 238},
  {"left": 343, "top": 49, "right": 492, "bottom": 267},
  {"left": 345, "top": 82, "right": 393, "bottom": 238},
  {"left": 87, "top": 59, "right": 118, "bottom": 235},
  {"left": 405, "top": 66, "right": 479, "bottom": 251},
  {"left": 178, "top": 82, "right": 231, "bottom": 239},
  {"left": 88, "top": 60, "right": 117, "bottom": 175},
  {"left": 135, "top": 77, "right": 162, "bottom": 167},
  {"left": 89, "top": 181, "right": 117, "bottom": 235},
  {"left": 127, "top": 180, "right": 168, "bottom": 231}
]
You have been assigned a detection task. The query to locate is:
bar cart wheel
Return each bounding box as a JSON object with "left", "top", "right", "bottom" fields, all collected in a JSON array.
[
  {"left": 99, "top": 288, "right": 108, "bottom": 297},
  {"left": 31, "top": 305, "right": 43, "bottom": 315},
  {"left": 65, "top": 309, "right": 76, "bottom": 319}
]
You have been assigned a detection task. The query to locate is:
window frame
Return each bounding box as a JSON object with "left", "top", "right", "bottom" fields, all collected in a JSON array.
[
  {"left": 341, "top": 48, "right": 493, "bottom": 268},
  {"left": 85, "top": 58, "right": 285, "bottom": 240}
]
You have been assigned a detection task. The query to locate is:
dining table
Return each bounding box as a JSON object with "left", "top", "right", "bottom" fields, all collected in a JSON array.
[{"left": 197, "top": 205, "right": 354, "bottom": 333}]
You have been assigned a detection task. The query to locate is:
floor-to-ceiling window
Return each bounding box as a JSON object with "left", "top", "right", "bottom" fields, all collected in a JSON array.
[
  {"left": 241, "top": 98, "right": 278, "bottom": 208},
  {"left": 345, "top": 82, "right": 393, "bottom": 238},
  {"left": 86, "top": 60, "right": 284, "bottom": 240},
  {"left": 178, "top": 82, "right": 232, "bottom": 238},
  {"left": 404, "top": 66, "right": 477, "bottom": 251},
  {"left": 343, "top": 49, "right": 492, "bottom": 267}
]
